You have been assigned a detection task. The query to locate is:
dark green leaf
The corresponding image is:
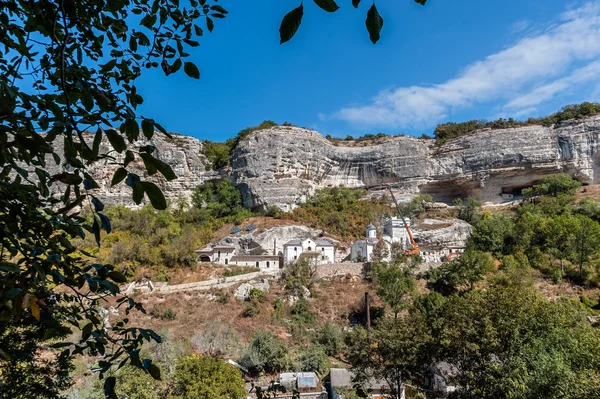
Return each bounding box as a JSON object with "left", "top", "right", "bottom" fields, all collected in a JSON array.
[
  {"left": 279, "top": 3, "right": 304, "bottom": 44},
  {"left": 104, "top": 376, "right": 117, "bottom": 399},
  {"left": 83, "top": 173, "right": 99, "bottom": 190},
  {"left": 171, "top": 59, "right": 182, "bottom": 73},
  {"left": 111, "top": 168, "right": 128, "bottom": 186},
  {"left": 124, "top": 118, "right": 140, "bottom": 142},
  {"left": 140, "top": 153, "right": 177, "bottom": 181},
  {"left": 54, "top": 172, "right": 83, "bottom": 185},
  {"left": 92, "top": 129, "right": 102, "bottom": 157},
  {"left": 105, "top": 129, "right": 127, "bottom": 153},
  {"left": 126, "top": 173, "right": 141, "bottom": 187},
  {"left": 91, "top": 196, "right": 104, "bottom": 212},
  {"left": 140, "top": 153, "right": 158, "bottom": 175},
  {"left": 365, "top": 3, "right": 384, "bottom": 44},
  {"left": 194, "top": 24, "right": 203, "bottom": 36},
  {"left": 132, "top": 182, "right": 144, "bottom": 204},
  {"left": 352, "top": 0, "right": 361, "bottom": 7},
  {"left": 141, "top": 119, "right": 154, "bottom": 139},
  {"left": 108, "top": 270, "right": 127, "bottom": 283},
  {"left": 210, "top": 4, "right": 228, "bottom": 14},
  {"left": 81, "top": 323, "right": 93, "bottom": 342},
  {"left": 414, "top": 0, "right": 427, "bottom": 5},
  {"left": 140, "top": 181, "right": 167, "bottom": 210},
  {"left": 148, "top": 363, "right": 161, "bottom": 380},
  {"left": 206, "top": 16, "right": 214, "bottom": 32},
  {"left": 313, "top": 0, "right": 339, "bottom": 12},
  {"left": 98, "top": 213, "right": 112, "bottom": 233},
  {"left": 124, "top": 150, "right": 135, "bottom": 167},
  {"left": 183, "top": 62, "right": 200, "bottom": 79},
  {"left": 92, "top": 219, "right": 101, "bottom": 246}
]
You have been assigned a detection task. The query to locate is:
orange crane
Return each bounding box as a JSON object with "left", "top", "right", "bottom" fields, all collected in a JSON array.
[{"left": 385, "top": 184, "right": 420, "bottom": 256}]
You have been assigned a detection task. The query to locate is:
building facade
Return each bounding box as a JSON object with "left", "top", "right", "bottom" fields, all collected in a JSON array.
[
  {"left": 350, "top": 225, "right": 379, "bottom": 262},
  {"left": 283, "top": 238, "right": 335, "bottom": 265}
]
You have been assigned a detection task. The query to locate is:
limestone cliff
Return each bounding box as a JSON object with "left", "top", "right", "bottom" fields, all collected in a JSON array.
[
  {"left": 70, "top": 115, "right": 600, "bottom": 210},
  {"left": 48, "top": 132, "right": 218, "bottom": 207},
  {"left": 231, "top": 116, "right": 600, "bottom": 211}
]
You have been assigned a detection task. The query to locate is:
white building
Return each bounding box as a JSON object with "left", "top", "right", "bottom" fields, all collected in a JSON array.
[
  {"left": 195, "top": 245, "right": 236, "bottom": 265},
  {"left": 351, "top": 217, "right": 415, "bottom": 262},
  {"left": 350, "top": 225, "right": 379, "bottom": 262},
  {"left": 382, "top": 217, "right": 412, "bottom": 248},
  {"left": 283, "top": 238, "right": 335, "bottom": 265},
  {"left": 196, "top": 245, "right": 281, "bottom": 270},
  {"left": 229, "top": 255, "right": 280, "bottom": 270}
]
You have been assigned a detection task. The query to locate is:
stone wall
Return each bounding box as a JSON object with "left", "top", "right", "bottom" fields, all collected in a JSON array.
[{"left": 315, "top": 263, "right": 364, "bottom": 279}]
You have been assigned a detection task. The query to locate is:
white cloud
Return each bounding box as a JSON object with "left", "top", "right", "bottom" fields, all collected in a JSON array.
[
  {"left": 510, "top": 19, "right": 531, "bottom": 34},
  {"left": 334, "top": 2, "right": 600, "bottom": 127}
]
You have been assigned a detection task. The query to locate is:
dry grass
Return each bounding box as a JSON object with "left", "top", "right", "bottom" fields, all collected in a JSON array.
[{"left": 575, "top": 184, "right": 600, "bottom": 203}]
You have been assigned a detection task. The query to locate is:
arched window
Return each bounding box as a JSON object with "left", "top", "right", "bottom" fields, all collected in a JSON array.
[
  {"left": 218, "top": 250, "right": 221, "bottom": 257},
  {"left": 308, "top": 246, "right": 312, "bottom": 251},
  {"left": 225, "top": 258, "right": 228, "bottom": 265},
  {"left": 266, "top": 261, "right": 270, "bottom": 268},
  {"left": 256, "top": 261, "right": 260, "bottom": 267}
]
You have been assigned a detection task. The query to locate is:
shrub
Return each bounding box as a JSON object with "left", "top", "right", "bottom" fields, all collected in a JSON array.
[
  {"left": 172, "top": 355, "right": 246, "bottom": 399},
  {"left": 317, "top": 323, "right": 346, "bottom": 356},
  {"left": 242, "top": 301, "right": 260, "bottom": 318},
  {"left": 297, "top": 345, "right": 330, "bottom": 377},
  {"left": 248, "top": 288, "right": 265, "bottom": 303},
  {"left": 151, "top": 307, "right": 177, "bottom": 320},
  {"left": 239, "top": 331, "right": 289, "bottom": 375}
]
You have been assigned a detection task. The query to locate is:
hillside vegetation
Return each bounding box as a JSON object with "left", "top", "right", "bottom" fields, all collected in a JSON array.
[
  {"left": 434, "top": 101, "right": 600, "bottom": 144},
  {"left": 75, "top": 179, "right": 253, "bottom": 280}
]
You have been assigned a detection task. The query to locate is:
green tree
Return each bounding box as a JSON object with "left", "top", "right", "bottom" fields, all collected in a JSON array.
[
  {"left": 297, "top": 345, "right": 330, "bottom": 377},
  {"left": 239, "top": 330, "right": 289, "bottom": 375},
  {"left": 346, "top": 315, "right": 431, "bottom": 399},
  {"left": 428, "top": 250, "right": 494, "bottom": 294},
  {"left": 317, "top": 322, "right": 346, "bottom": 356},
  {"left": 523, "top": 174, "right": 582, "bottom": 198},
  {"left": 471, "top": 214, "right": 514, "bottom": 255},
  {"left": 545, "top": 213, "right": 578, "bottom": 275},
  {"left": 375, "top": 265, "right": 416, "bottom": 319},
  {"left": 572, "top": 214, "right": 600, "bottom": 280},
  {"left": 433, "top": 285, "right": 600, "bottom": 398},
  {"left": 171, "top": 355, "right": 246, "bottom": 399}
]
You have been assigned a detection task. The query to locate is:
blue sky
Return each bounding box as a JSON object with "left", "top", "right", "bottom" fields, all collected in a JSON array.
[{"left": 136, "top": 0, "right": 600, "bottom": 141}]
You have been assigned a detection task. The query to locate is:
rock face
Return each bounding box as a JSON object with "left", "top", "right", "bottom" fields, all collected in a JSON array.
[
  {"left": 413, "top": 219, "right": 472, "bottom": 248},
  {"left": 49, "top": 132, "right": 218, "bottom": 208},
  {"left": 61, "top": 115, "right": 600, "bottom": 210},
  {"left": 231, "top": 117, "right": 600, "bottom": 211}
]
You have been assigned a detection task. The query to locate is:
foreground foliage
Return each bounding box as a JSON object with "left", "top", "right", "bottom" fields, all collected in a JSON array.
[{"left": 0, "top": 0, "right": 228, "bottom": 396}]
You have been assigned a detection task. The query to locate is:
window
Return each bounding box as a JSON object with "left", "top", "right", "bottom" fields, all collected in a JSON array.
[
  {"left": 218, "top": 251, "right": 221, "bottom": 257},
  {"left": 321, "top": 247, "right": 324, "bottom": 251},
  {"left": 321, "top": 256, "right": 325, "bottom": 260},
  {"left": 256, "top": 261, "right": 260, "bottom": 267},
  {"left": 308, "top": 246, "right": 312, "bottom": 251},
  {"left": 294, "top": 247, "right": 297, "bottom": 252},
  {"left": 225, "top": 258, "right": 228, "bottom": 265},
  {"left": 294, "top": 256, "right": 297, "bottom": 260}
]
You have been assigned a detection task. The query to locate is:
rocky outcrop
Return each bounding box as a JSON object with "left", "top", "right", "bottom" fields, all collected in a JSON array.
[
  {"left": 413, "top": 219, "right": 472, "bottom": 248},
  {"left": 231, "top": 117, "right": 600, "bottom": 211},
  {"left": 62, "top": 115, "right": 600, "bottom": 210},
  {"left": 48, "top": 132, "right": 218, "bottom": 208}
]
